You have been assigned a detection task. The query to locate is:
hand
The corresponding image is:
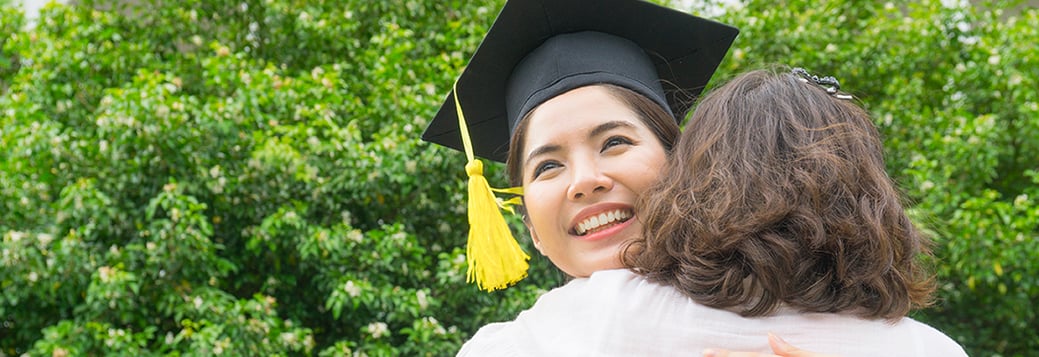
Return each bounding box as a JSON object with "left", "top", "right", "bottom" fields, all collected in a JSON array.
[{"left": 701, "top": 333, "right": 840, "bottom": 357}]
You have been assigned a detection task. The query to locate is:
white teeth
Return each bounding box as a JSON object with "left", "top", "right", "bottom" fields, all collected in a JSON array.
[{"left": 574, "top": 209, "right": 632, "bottom": 235}]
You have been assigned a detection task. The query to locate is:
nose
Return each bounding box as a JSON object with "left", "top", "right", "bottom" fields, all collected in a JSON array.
[{"left": 567, "top": 160, "right": 613, "bottom": 200}]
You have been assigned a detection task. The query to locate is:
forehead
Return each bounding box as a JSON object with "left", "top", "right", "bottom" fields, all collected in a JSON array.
[{"left": 522, "top": 86, "right": 643, "bottom": 145}]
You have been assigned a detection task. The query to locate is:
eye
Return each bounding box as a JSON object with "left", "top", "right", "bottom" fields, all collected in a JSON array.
[
  {"left": 601, "top": 136, "right": 633, "bottom": 152},
  {"left": 531, "top": 160, "right": 562, "bottom": 179}
]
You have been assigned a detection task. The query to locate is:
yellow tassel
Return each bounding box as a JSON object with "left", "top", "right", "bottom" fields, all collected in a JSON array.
[
  {"left": 465, "top": 160, "right": 530, "bottom": 291},
  {"left": 452, "top": 81, "right": 529, "bottom": 291}
]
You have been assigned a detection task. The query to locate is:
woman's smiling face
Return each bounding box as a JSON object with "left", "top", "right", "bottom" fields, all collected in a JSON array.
[{"left": 520, "top": 85, "right": 668, "bottom": 278}]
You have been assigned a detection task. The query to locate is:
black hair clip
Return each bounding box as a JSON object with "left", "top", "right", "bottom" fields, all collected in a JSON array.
[{"left": 792, "top": 67, "right": 853, "bottom": 100}]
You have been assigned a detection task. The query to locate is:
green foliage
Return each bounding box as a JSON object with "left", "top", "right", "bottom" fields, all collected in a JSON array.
[
  {"left": 0, "top": 0, "right": 556, "bottom": 355},
  {"left": 1, "top": 0, "right": 1035, "bottom": 356}
]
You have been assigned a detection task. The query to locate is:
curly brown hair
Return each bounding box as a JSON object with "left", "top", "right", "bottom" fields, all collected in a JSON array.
[{"left": 624, "top": 67, "right": 935, "bottom": 320}]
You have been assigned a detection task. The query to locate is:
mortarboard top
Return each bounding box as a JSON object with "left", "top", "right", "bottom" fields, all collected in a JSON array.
[{"left": 422, "top": 0, "right": 739, "bottom": 163}]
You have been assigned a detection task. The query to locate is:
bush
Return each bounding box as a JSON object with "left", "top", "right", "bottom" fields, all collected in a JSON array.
[
  {"left": 1, "top": 0, "right": 1035, "bottom": 356},
  {"left": 2, "top": 0, "right": 559, "bottom": 356}
]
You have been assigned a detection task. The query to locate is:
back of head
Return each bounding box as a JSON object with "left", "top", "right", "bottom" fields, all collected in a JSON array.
[{"left": 626, "top": 67, "right": 935, "bottom": 320}]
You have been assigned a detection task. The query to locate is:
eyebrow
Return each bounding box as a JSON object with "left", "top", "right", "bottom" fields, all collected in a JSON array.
[
  {"left": 525, "top": 120, "right": 636, "bottom": 163},
  {"left": 589, "top": 120, "right": 634, "bottom": 138}
]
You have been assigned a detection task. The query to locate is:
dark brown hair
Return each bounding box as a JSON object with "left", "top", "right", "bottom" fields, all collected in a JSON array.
[
  {"left": 506, "top": 84, "right": 680, "bottom": 187},
  {"left": 625, "top": 68, "right": 935, "bottom": 320}
]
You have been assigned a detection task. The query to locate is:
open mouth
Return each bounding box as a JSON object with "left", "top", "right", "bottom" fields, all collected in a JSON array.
[{"left": 573, "top": 209, "right": 633, "bottom": 236}]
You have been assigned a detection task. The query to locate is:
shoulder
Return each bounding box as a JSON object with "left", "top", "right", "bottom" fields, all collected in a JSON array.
[
  {"left": 528, "top": 269, "right": 691, "bottom": 316},
  {"left": 546, "top": 269, "right": 685, "bottom": 299},
  {"left": 502, "top": 269, "right": 669, "bottom": 331},
  {"left": 896, "top": 317, "right": 969, "bottom": 356},
  {"left": 457, "top": 269, "right": 713, "bottom": 356},
  {"left": 457, "top": 322, "right": 521, "bottom": 357}
]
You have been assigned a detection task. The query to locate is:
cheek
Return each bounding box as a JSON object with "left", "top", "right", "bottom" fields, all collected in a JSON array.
[
  {"left": 639, "top": 157, "right": 666, "bottom": 189},
  {"left": 621, "top": 149, "right": 668, "bottom": 194},
  {"left": 520, "top": 178, "right": 573, "bottom": 241},
  {"left": 519, "top": 185, "right": 553, "bottom": 232}
]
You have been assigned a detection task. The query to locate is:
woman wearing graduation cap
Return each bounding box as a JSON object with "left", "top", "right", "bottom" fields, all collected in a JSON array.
[
  {"left": 421, "top": 0, "right": 730, "bottom": 287},
  {"left": 421, "top": 0, "right": 940, "bottom": 355}
]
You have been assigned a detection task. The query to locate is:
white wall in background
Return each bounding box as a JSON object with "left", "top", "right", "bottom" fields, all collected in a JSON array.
[{"left": 14, "top": 0, "right": 70, "bottom": 28}]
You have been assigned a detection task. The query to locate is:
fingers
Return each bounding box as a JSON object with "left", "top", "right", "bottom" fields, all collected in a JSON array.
[
  {"left": 702, "top": 348, "right": 780, "bottom": 357},
  {"left": 767, "top": 333, "right": 840, "bottom": 357},
  {"left": 768, "top": 332, "right": 796, "bottom": 355},
  {"left": 702, "top": 334, "right": 840, "bottom": 357}
]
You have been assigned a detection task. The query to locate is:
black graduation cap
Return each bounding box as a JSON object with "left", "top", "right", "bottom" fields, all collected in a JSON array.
[{"left": 421, "top": 0, "right": 739, "bottom": 163}]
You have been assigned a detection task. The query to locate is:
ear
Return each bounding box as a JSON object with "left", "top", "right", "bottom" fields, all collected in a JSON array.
[{"left": 524, "top": 217, "right": 545, "bottom": 255}]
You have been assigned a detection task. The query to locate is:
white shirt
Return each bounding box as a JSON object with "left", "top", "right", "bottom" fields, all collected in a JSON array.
[{"left": 458, "top": 269, "right": 966, "bottom": 357}]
